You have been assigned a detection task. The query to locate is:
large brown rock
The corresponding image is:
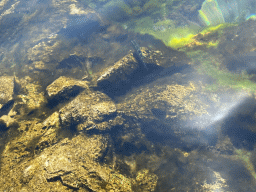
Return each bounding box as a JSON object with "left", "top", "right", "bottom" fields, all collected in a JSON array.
[
  {"left": 0, "top": 131, "right": 159, "bottom": 191},
  {"left": 46, "top": 76, "right": 88, "bottom": 108},
  {"left": 97, "top": 53, "right": 141, "bottom": 91}
]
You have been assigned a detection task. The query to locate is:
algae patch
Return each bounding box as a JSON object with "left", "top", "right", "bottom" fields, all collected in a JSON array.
[{"left": 191, "top": 51, "right": 256, "bottom": 92}]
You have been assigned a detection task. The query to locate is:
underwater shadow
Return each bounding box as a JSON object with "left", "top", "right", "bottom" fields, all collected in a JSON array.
[{"left": 221, "top": 96, "right": 256, "bottom": 150}]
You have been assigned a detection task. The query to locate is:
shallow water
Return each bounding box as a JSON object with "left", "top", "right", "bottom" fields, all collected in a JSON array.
[{"left": 0, "top": 0, "right": 256, "bottom": 191}]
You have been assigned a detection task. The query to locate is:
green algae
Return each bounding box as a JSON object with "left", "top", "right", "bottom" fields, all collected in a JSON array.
[
  {"left": 200, "top": 23, "right": 235, "bottom": 35},
  {"left": 235, "top": 149, "right": 256, "bottom": 181},
  {"left": 171, "top": 23, "right": 236, "bottom": 50},
  {"left": 188, "top": 51, "right": 256, "bottom": 92},
  {"left": 128, "top": 21, "right": 232, "bottom": 50},
  {"left": 104, "top": 1, "right": 256, "bottom": 94},
  {"left": 168, "top": 32, "right": 195, "bottom": 49},
  {"left": 125, "top": 13, "right": 256, "bottom": 93},
  {"left": 126, "top": 16, "right": 198, "bottom": 48},
  {"left": 124, "top": 13, "right": 232, "bottom": 50}
]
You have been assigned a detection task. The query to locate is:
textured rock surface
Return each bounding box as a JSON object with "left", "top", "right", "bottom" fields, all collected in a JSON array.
[
  {"left": 59, "top": 88, "right": 117, "bottom": 131},
  {"left": 43, "top": 134, "right": 108, "bottom": 190},
  {"left": 97, "top": 53, "right": 140, "bottom": 89},
  {"left": 34, "top": 111, "right": 61, "bottom": 153},
  {"left": 46, "top": 76, "right": 88, "bottom": 98},
  {"left": 116, "top": 71, "right": 218, "bottom": 148},
  {"left": 0, "top": 130, "right": 158, "bottom": 191},
  {"left": 46, "top": 76, "right": 89, "bottom": 108},
  {"left": 1, "top": 1, "right": 256, "bottom": 191}
]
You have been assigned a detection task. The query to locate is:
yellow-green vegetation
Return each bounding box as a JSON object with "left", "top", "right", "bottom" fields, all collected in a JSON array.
[
  {"left": 106, "top": 0, "right": 202, "bottom": 49},
  {"left": 126, "top": 16, "right": 199, "bottom": 48},
  {"left": 189, "top": 51, "right": 256, "bottom": 92},
  {"left": 128, "top": 17, "right": 173, "bottom": 44},
  {"left": 166, "top": 22, "right": 237, "bottom": 50},
  {"left": 127, "top": 18, "right": 232, "bottom": 50},
  {"left": 247, "top": 14, "right": 256, "bottom": 21},
  {"left": 200, "top": 23, "right": 234, "bottom": 35},
  {"left": 123, "top": 4, "right": 234, "bottom": 50},
  {"left": 235, "top": 149, "right": 256, "bottom": 181},
  {"left": 174, "top": 23, "right": 235, "bottom": 50},
  {"left": 168, "top": 33, "right": 195, "bottom": 49}
]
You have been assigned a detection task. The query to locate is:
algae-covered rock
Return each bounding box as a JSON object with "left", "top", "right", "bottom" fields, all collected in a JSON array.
[
  {"left": 218, "top": 19, "right": 256, "bottom": 57},
  {"left": 59, "top": 88, "right": 117, "bottom": 130},
  {"left": 97, "top": 44, "right": 191, "bottom": 97},
  {"left": 47, "top": 76, "right": 88, "bottom": 98},
  {"left": 97, "top": 52, "right": 141, "bottom": 93},
  {"left": 5, "top": 76, "right": 47, "bottom": 118},
  {"left": 34, "top": 111, "right": 61, "bottom": 153},
  {"left": 106, "top": 172, "right": 133, "bottom": 191},
  {"left": 117, "top": 73, "right": 208, "bottom": 122},
  {"left": 7, "top": 133, "right": 110, "bottom": 191},
  {"left": 46, "top": 76, "right": 88, "bottom": 108},
  {"left": 2, "top": 132, "right": 150, "bottom": 191},
  {"left": 134, "top": 169, "right": 158, "bottom": 192},
  {"left": 0, "top": 114, "right": 17, "bottom": 130},
  {"left": 116, "top": 70, "right": 218, "bottom": 148},
  {"left": 43, "top": 134, "right": 107, "bottom": 177}
]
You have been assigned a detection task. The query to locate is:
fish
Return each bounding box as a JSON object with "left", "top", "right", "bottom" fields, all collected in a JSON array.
[{"left": 131, "top": 40, "right": 148, "bottom": 70}]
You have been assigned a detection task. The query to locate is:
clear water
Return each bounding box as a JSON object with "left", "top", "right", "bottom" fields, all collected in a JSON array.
[{"left": 0, "top": 0, "right": 256, "bottom": 191}]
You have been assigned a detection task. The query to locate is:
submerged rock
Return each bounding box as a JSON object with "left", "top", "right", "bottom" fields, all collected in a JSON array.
[
  {"left": 96, "top": 41, "right": 191, "bottom": 97},
  {"left": 116, "top": 71, "right": 218, "bottom": 149},
  {"left": 43, "top": 135, "right": 108, "bottom": 188},
  {"left": 134, "top": 169, "right": 158, "bottom": 192},
  {"left": 97, "top": 52, "right": 141, "bottom": 94},
  {"left": 59, "top": 88, "right": 117, "bottom": 131},
  {"left": 2, "top": 131, "right": 158, "bottom": 191},
  {"left": 34, "top": 112, "right": 61, "bottom": 153},
  {"left": 47, "top": 76, "right": 88, "bottom": 98},
  {"left": 218, "top": 19, "right": 256, "bottom": 57},
  {"left": 46, "top": 76, "right": 88, "bottom": 108}
]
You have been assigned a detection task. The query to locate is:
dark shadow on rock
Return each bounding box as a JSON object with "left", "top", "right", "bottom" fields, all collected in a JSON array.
[
  {"left": 0, "top": 120, "right": 7, "bottom": 132},
  {"left": 225, "top": 51, "right": 256, "bottom": 74},
  {"left": 96, "top": 63, "right": 161, "bottom": 98},
  {"left": 115, "top": 141, "right": 148, "bottom": 156},
  {"left": 222, "top": 118, "right": 256, "bottom": 150},
  {"left": 56, "top": 55, "right": 83, "bottom": 69},
  {"left": 221, "top": 97, "right": 256, "bottom": 150},
  {"left": 0, "top": 100, "right": 14, "bottom": 118},
  {"left": 115, "top": 34, "right": 128, "bottom": 42},
  {"left": 46, "top": 86, "right": 84, "bottom": 109},
  {"left": 97, "top": 64, "right": 191, "bottom": 99},
  {"left": 205, "top": 154, "right": 256, "bottom": 192},
  {"left": 141, "top": 121, "right": 196, "bottom": 152},
  {"left": 140, "top": 117, "right": 219, "bottom": 152},
  {"left": 86, "top": 123, "right": 148, "bottom": 156},
  {"left": 151, "top": 108, "right": 167, "bottom": 119},
  {"left": 58, "top": 18, "right": 108, "bottom": 43}
]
